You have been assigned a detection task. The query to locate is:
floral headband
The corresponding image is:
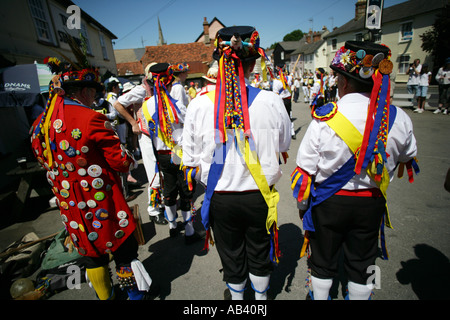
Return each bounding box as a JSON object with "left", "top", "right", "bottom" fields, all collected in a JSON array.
[{"left": 171, "top": 63, "right": 190, "bottom": 73}]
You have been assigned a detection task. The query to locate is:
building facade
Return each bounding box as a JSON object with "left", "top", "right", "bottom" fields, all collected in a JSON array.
[
  {"left": 0, "top": 0, "right": 118, "bottom": 76},
  {"left": 323, "top": 0, "right": 446, "bottom": 83}
]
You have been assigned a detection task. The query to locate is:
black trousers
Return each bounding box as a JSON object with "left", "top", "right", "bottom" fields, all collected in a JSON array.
[
  {"left": 210, "top": 191, "right": 273, "bottom": 284},
  {"left": 156, "top": 153, "right": 193, "bottom": 211},
  {"left": 308, "top": 194, "right": 386, "bottom": 284},
  {"left": 82, "top": 234, "right": 139, "bottom": 269}
]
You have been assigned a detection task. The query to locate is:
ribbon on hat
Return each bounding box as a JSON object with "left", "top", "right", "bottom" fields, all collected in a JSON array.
[
  {"left": 214, "top": 48, "right": 251, "bottom": 144},
  {"left": 152, "top": 72, "right": 180, "bottom": 150}
]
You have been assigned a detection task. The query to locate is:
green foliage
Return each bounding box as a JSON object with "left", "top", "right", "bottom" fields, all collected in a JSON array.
[{"left": 283, "top": 29, "right": 304, "bottom": 42}]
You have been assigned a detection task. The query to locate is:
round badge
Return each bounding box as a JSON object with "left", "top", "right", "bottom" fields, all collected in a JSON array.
[
  {"left": 80, "top": 180, "right": 89, "bottom": 188},
  {"left": 59, "top": 140, "right": 70, "bottom": 151},
  {"left": 76, "top": 157, "right": 87, "bottom": 167},
  {"left": 95, "top": 208, "right": 109, "bottom": 220},
  {"left": 115, "top": 230, "right": 125, "bottom": 239},
  {"left": 60, "top": 163, "right": 66, "bottom": 170},
  {"left": 87, "top": 199, "right": 97, "bottom": 208},
  {"left": 61, "top": 180, "right": 70, "bottom": 190},
  {"left": 104, "top": 121, "right": 113, "bottom": 130},
  {"left": 88, "top": 165, "right": 102, "bottom": 178},
  {"left": 356, "top": 49, "right": 366, "bottom": 60},
  {"left": 360, "top": 66, "right": 374, "bottom": 79},
  {"left": 362, "top": 54, "right": 373, "bottom": 67},
  {"left": 60, "top": 202, "right": 69, "bottom": 210},
  {"left": 62, "top": 171, "right": 69, "bottom": 178},
  {"left": 65, "top": 146, "right": 76, "bottom": 157},
  {"left": 88, "top": 232, "right": 98, "bottom": 241},
  {"left": 78, "top": 168, "right": 87, "bottom": 176},
  {"left": 92, "top": 178, "right": 104, "bottom": 189},
  {"left": 52, "top": 168, "right": 59, "bottom": 176},
  {"left": 117, "top": 211, "right": 127, "bottom": 219},
  {"left": 77, "top": 201, "right": 86, "bottom": 210},
  {"left": 105, "top": 184, "right": 112, "bottom": 192},
  {"left": 66, "top": 162, "right": 75, "bottom": 172},
  {"left": 92, "top": 220, "right": 102, "bottom": 229},
  {"left": 372, "top": 52, "right": 385, "bottom": 67},
  {"left": 79, "top": 224, "right": 85, "bottom": 232},
  {"left": 71, "top": 233, "right": 78, "bottom": 242},
  {"left": 60, "top": 189, "right": 70, "bottom": 198},
  {"left": 81, "top": 146, "right": 89, "bottom": 153},
  {"left": 71, "top": 128, "right": 82, "bottom": 140},
  {"left": 119, "top": 219, "right": 129, "bottom": 228},
  {"left": 47, "top": 177, "right": 54, "bottom": 187},
  {"left": 69, "top": 221, "right": 79, "bottom": 229},
  {"left": 57, "top": 154, "right": 63, "bottom": 161},
  {"left": 94, "top": 192, "right": 105, "bottom": 201},
  {"left": 379, "top": 59, "right": 393, "bottom": 75},
  {"left": 105, "top": 242, "right": 113, "bottom": 248},
  {"left": 69, "top": 200, "right": 76, "bottom": 207},
  {"left": 53, "top": 119, "right": 63, "bottom": 130},
  {"left": 61, "top": 214, "right": 68, "bottom": 222},
  {"left": 78, "top": 248, "right": 86, "bottom": 255},
  {"left": 85, "top": 212, "right": 93, "bottom": 219}
]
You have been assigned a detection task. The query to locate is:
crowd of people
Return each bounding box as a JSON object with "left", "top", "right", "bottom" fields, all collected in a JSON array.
[{"left": 29, "top": 27, "right": 422, "bottom": 301}]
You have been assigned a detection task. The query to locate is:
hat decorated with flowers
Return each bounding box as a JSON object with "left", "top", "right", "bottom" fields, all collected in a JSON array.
[
  {"left": 330, "top": 41, "right": 392, "bottom": 85},
  {"left": 171, "top": 62, "right": 190, "bottom": 74}
]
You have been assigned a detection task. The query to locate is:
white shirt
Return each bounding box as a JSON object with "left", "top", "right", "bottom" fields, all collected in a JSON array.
[
  {"left": 296, "top": 92, "right": 417, "bottom": 191},
  {"left": 144, "top": 96, "right": 186, "bottom": 151},
  {"left": 435, "top": 67, "right": 450, "bottom": 85},
  {"left": 117, "top": 85, "right": 147, "bottom": 107},
  {"left": 407, "top": 64, "right": 422, "bottom": 85},
  {"left": 419, "top": 72, "right": 431, "bottom": 86},
  {"left": 170, "top": 82, "right": 190, "bottom": 107},
  {"left": 182, "top": 81, "right": 292, "bottom": 191},
  {"left": 272, "top": 78, "right": 291, "bottom": 99}
]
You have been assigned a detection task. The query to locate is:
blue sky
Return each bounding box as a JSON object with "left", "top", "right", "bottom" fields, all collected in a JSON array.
[{"left": 73, "top": 0, "right": 407, "bottom": 50}]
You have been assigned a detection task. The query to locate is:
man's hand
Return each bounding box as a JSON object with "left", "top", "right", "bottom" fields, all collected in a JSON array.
[
  {"left": 298, "top": 209, "right": 307, "bottom": 221},
  {"left": 131, "top": 121, "right": 142, "bottom": 135}
]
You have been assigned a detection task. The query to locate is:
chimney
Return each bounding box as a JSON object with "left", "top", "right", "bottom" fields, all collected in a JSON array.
[
  {"left": 203, "top": 17, "right": 210, "bottom": 45},
  {"left": 355, "top": 0, "right": 366, "bottom": 20},
  {"left": 306, "top": 29, "right": 312, "bottom": 44}
]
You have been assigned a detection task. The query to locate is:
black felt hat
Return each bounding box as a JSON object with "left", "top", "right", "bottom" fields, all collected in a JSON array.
[
  {"left": 213, "top": 26, "right": 261, "bottom": 62},
  {"left": 330, "top": 41, "right": 392, "bottom": 85},
  {"left": 149, "top": 63, "right": 174, "bottom": 86}
]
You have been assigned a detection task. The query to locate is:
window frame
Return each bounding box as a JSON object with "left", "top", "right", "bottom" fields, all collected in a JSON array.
[{"left": 28, "top": 0, "right": 57, "bottom": 45}]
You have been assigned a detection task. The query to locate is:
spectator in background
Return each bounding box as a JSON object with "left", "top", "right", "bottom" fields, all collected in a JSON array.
[
  {"left": 434, "top": 57, "right": 450, "bottom": 115},
  {"left": 415, "top": 63, "right": 431, "bottom": 114}
]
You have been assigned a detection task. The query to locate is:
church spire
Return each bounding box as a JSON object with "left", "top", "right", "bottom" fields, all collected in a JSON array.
[{"left": 157, "top": 17, "right": 166, "bottom": 46}]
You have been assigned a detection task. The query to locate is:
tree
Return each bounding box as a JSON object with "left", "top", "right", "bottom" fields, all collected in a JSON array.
[
  {"left": 283, "top": 29, "right": 304, "bottom": 42},
  {"left": 420, "top": 4, "right": 450, "bottom": 73}
]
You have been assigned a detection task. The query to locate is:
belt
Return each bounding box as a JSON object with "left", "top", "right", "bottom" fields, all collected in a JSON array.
[
  {"left": 335, "top": 188, "right": 382, "bottom": 197},
  {"left": 214, "top": 185, "right": 274, "bottom": 194},
  {"left": 157, "top": 150, "right": 171, "bottom": 155}
]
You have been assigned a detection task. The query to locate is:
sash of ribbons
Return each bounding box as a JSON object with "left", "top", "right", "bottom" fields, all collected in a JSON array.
[{"left": 201, "top": 87, "right": 281, "bottom": 263}]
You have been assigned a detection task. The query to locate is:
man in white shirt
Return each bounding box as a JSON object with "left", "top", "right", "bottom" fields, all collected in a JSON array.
[
  {"left": 273, "top": 68, "right": 295, "bottom": 139},
  {"left": 182, "top": 26, "right": 291, "bottom": 300},
  {"left": 113, "top": 63, "right": 168, "bottom": 224},
  {"left": 292, "top": 41, "right": 418, "bottom": 300},
  {"left": 170, "top": 63, "right": 190, "bottom": 107}
]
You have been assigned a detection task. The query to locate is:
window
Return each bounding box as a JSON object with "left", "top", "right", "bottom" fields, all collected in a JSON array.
[
  {"left": 400, "top": 21, "right": 413, "bottom": 42},
  {"left": 28, "top": 0, "right": 55, "bottom": 44},
  {"left": 398, "top": 54, "right": 410, "bottom": 74},
  {"left": 80, "top": 23, "right": 92, "bottom": 55},
  {"left": 99, "top": 33, "right": 109, "bottom": 60},
  {"left": 331, "top": 38, "right": 337, "bottom": 51}
]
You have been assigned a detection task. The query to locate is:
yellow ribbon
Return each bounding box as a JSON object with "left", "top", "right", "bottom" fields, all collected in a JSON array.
[
  {"left": 43, "top": 95, "right": 58, "bottom": 167},
  {"left": 326, "top": 110, "right": 392, "bottom": 229}
]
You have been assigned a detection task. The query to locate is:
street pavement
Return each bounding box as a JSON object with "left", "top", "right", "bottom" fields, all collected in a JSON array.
[{"left": 1, "top": 85, "right": 449, "bottom": 302}]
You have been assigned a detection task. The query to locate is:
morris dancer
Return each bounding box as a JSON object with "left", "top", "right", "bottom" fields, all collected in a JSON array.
[
  {"left": 182, "top": 26, "right": 291, "bottom": 300},
  {"left": 291, "top": 41, "right": 419, "bottom": 300}
]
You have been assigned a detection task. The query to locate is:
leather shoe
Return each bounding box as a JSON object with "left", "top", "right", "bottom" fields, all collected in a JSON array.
[
  {"left": 149, "top": 212, "right": 168, "bottom": 225},
  {"left": 185, "top": 231, "right": 204, "bottom": 245}
]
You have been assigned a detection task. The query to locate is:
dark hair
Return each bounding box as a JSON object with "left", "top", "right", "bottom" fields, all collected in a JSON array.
[{"left": 106, "top": 81, "right": 119, "bottom": 92}]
